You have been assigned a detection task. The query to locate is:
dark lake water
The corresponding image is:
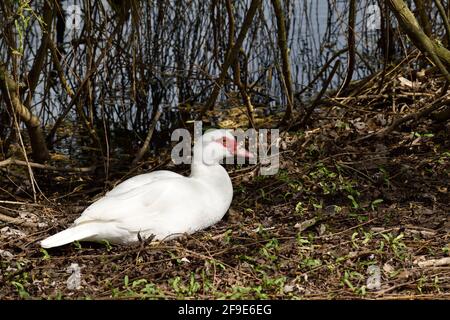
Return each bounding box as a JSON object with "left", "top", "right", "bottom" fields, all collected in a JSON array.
[
  {"left": 2, "top": 0, "right": 390, "bottom": 147},
  {"left": 55, "top": 0, "right": 385, "bottom": 106}
]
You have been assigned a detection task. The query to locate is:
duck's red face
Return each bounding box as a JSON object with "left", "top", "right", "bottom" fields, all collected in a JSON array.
[{"left": 215, "top": 135, "right": 254, "bottom": 158}]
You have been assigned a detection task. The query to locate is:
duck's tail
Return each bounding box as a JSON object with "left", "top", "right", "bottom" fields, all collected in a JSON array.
[{"left": 41, "top": 223, "right": 100, "bottom": 248}]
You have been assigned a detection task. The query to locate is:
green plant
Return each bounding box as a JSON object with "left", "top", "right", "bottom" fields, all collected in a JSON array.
[
  {"left": 299, "top": 257, "right": 321, "bottom": 269},
  {"left": 132, "top": 279, "right": 148, "bottom": 288},
  {"left": 413, "top": 131, "right": 434, "bottom": 138},
  {"left": 141, "top": 283, "right": 161, "bottom": 297},
  {"left": 310, "top": 164, "right": 338, "bottom": 195},
  {"left": 40, "top": 248, "right": 50, "bottom": 260},
  {"left": 220, "top": 286, "right": 254, "bottom": 299},
  {"left": 117, "top": 276, "right": 162, "bottom": 299},
  {"left": 111, "top": 288, "right": 120, "bottom": 298},
  {"left": 223, "top": 229, "right": 233, "bottom": 244},
  {"left": 347, "top": 195, "right": 360, "bottom": 209},
  {"left": 120, "top": 278, "right": 164, "bottom": 298},
  {"left": 255, "top": 224, "right": 270, "bottom": 239},
  {"left": 101, "top": 239, "right": 113, "bottom": 251},
  {"left": 54, "top": 291, "right": 63, "bottom": 300},
  {"left": 11, "top": 281, "right": 30, "bottom": 299},
  {"left": 296, "top": 235, "right": 310, "bottom": 247},
  {"left": 341, "top": 270, "right": 364, "bottom": 292},
  {"left": 260, "top": 272, "right": 286, "bottom": 293},
  {"left": 235, "top": 185, "right": 247, "bottom": 194},
  {"left": 312, "top": 202, "right": 323, "bottom": 210},
  {"left": 379, "top": 233, "right": 407, "bottom": 258},
  {"left": 209, "top": 259, "right": 226, "bottom": 271},
  {"left": 370, "top": 199, "right": 383, "bottom": 211},
  {"left": 73, "top": 241, "right": 82, "bottom": 250},
  {"left": 437, "top": 151, "right": 450, "bottom": 165},
  {"left": 416, "top": 275, "right": 427, "bottom": 294},
  {"left": 169, "top": 273, "right": 201, "bottom": 296},
  {"left": 259, "top": 238, "right": 280, "bottom": 263},
  {"left": 378, "top": 167, "right": 391, "bottom": 188},
  {"left": 361, "top": 231, "right": 373, "bottom": 245},
  {"left": 351, "top": 232, "right": 360, "bottom": 248},
  {"left": 294, "top": 201, "right": 305, "bottom": 215},
  {"left": 12, "top": 0, "right": 45, "bottom": 55},
  {"left": 200, "top": 269, "right": 214, "bottom": 294}
]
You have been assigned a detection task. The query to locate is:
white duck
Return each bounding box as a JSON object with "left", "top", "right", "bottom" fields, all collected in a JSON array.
[{"left": 41, "top": 129, "right": 253, "bottom": 248}]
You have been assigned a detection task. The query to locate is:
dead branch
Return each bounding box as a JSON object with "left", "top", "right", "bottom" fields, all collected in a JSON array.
[
  {"left": 132, "top": 109, "right": 162, "bottom": 166},
  {"left": 377, "top": 93, "right": 450, "bottom": 137},
  {"left": 293, "top": 60, "right": 341, "bottom": 129},
  {"left": 0, "top": 158, "right": 96, "bottom": 173},
  {"left": 295, "top": 48, "right": 348, "bottom": 98},
  {"left": 370, "top": 226, "right": 437, "bottom": 238},
  {"left": 48, "top": 39, "right": 74, "bottom": 98},
  {"left": 0, "top": 212, "right": 39, "bottom": 228},
  {"left": 416, "top": 257, "right": 450, "bottom": 268}
]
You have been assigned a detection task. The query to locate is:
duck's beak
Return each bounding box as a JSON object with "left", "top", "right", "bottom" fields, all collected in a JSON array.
[
  {"left": 218, "top": 136, "right": 255, "bottom": 159},
  {"left": 235, "top": 146, "right": 254, "bottom": 159}
]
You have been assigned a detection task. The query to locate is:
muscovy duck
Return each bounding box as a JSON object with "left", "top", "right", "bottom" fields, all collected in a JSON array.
[{"left": 41, "top": 129, "right": 253, "bottom": 248}]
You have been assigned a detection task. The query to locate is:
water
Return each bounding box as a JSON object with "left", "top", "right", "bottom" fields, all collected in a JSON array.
[{"left": 1, "top": 0, "right": 393, "bottom": 153}]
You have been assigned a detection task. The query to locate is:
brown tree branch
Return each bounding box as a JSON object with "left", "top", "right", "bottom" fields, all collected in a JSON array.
[
  {"left": 200, "top": 0, "right": 262, "bottom": 115},
  {"left": 0, "top": 157, "right": 96, "bottom": 173},
  {"left": 226, "top": 0, "right": 256, "bottom": 128},
  {"left": 294, "top": 60, "right": 341, "bottom": 129},
  {"left": 25, "top": 0, "right": 54, "bottom": 104},
  {"left": 0, "top": 64, "right": 50, "bottom": 162},
  {"left": 386, "top": 0, "right": 450, "bottom": 82},
  {"left": 339, "top": 0, "right": 356, "bottom": 94},
  {"left": 271, "top": 0, "right": 295, "bottom": 126},
  {"left": 413, "top": 0, "right": 432, "bottom": 37},
  {"left": 435, "top": 0, "right": 450, "bottom": 47},
  {"left": 132, "top": 109, "right": 162, "bottom": 166}
]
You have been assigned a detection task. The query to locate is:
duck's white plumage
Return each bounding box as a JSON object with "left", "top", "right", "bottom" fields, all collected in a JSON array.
[{"left": 41, "top": 129, "right": 251, "bottom": 248}]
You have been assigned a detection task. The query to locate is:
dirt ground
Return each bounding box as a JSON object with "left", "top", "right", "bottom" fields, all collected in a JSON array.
[{"left": 1, "top": 65, "right": 449, "bottom": 300}]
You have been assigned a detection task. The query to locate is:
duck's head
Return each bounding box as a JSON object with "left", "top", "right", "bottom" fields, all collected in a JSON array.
[{"left": 195, "top": 129, "right": 254, "bottom": 165}]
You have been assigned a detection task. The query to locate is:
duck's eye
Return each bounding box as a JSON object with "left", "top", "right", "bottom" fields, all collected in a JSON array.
[{"left": 222, "top": 137, "right": 227, "bottom": 145}]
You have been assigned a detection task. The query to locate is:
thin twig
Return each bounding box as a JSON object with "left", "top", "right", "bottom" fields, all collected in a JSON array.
[{"left": 132, "top": 109, "right": 162, "bottom": 166}]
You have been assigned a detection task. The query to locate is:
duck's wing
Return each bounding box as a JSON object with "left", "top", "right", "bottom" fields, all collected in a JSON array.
[
  {"left": 41, "top": 178, "right": 188, "bottom": 248},
  {"left": 105, "top": 170, "right": 182, "bottom": 197},
  {"left": 75, "top": 176, "right": 204, "bottom": 226}
]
